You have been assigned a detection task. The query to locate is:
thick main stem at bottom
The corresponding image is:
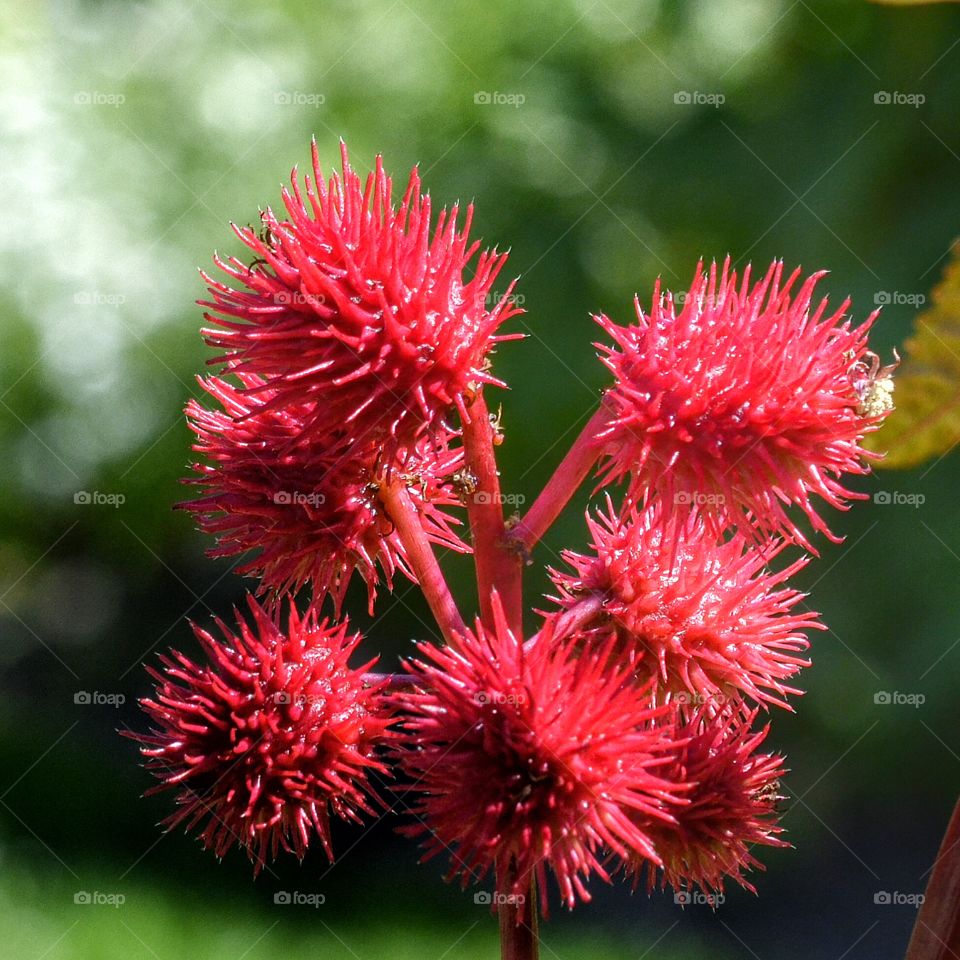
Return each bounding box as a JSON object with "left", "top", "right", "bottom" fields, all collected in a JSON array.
[
  {"left": 498, "top": 862, "right": 539, "bottom": 960},
  {"left": 378, "top": 480, "right": 466, "bottom": 645},
  {"left": 906, "top": 796, "right": 960, "bottom": 960}
]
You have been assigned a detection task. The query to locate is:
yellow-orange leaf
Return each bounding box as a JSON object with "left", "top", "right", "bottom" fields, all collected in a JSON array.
[{"left": 869, "top": 241, "right": 960, "bottom": 469}]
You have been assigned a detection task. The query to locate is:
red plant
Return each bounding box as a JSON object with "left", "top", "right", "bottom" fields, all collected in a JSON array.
[
  {"left": 127, "top": 595, "right": 393, "bottom": 871},
  {"left": 394, "top": 595, "right": 682, "bottom": 911},
  {"left": 549, "top": 497, "right": 820, "bottom": 709},
  {"left": 199, "top": 140, "right": 523, "bottom": 460},
  {"left": 180, "top": 372, "right": 468, "bottom": 614},
  {"left": 130, "top": 142, "right": 895, "bottom": 960},
  {"left": 591, "top": 259, "right": 882, "bottom": 549},
  {"left": 630, "top": 708, "right": 787, "bottom": 898}
]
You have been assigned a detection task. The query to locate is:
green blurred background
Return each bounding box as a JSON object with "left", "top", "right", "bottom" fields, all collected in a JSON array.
[{"left": 2, "top": 0, "right": 959, "bottom": 957}]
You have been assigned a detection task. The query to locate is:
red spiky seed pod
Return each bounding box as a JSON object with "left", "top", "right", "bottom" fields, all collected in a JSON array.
[
  {"left": 129, "top": 595, "right": 393, "bottom": 872},
  {"left": 179, "top": 373, "right": 468, "bottom": 614},
  {"left": 594, "top": 258, "right": 890, "bottom": 548},
  {"left": 550, "top": 498, "right": 820, "bottom": 710},
  {"left": 631, "top": 708, "right": 787, "bottom": 898},
  {"left": 200, "top": 140, "right": 523, "bottom": 458},
  {"left": 393, "top": 595, "right": 684, "bottom": 911}
]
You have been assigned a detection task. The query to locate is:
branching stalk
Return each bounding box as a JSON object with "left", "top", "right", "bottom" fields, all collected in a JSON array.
[
  {"left": 462, "top": 390, "right": 524, "bottom": 635},
  {"left": 508, "top": 403, "right": 610, "bottom": 555},
  {"left": 378, "top": 479, "right": 467, "bottom": 644}
]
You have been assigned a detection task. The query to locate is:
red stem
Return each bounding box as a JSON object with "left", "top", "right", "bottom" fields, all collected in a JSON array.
[
  {"left": 461, "top": 394, "right": 538, "bottom": 956},
  {"left": 906, "top": 796, "right": 960, "bottom": 960},
  {"left": 498, "top": 862, "right": 539, "bottom": 960},
  {"left": 462, "top": 391, "right": 523, "bottom": 635},
  {"left": 378, "top": 480, "right": 466, "bottom": 645},
  {"left": 507, "top": 403, "right": 610, "bottom": 555}
]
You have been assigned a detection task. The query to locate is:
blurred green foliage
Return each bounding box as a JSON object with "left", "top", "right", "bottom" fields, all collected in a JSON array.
[
  {"left": 0, "top": 860, "right": 730, "bottom": 960},
  {"left": 2, "top": 0, "right": 960, "bottom": 957}
]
